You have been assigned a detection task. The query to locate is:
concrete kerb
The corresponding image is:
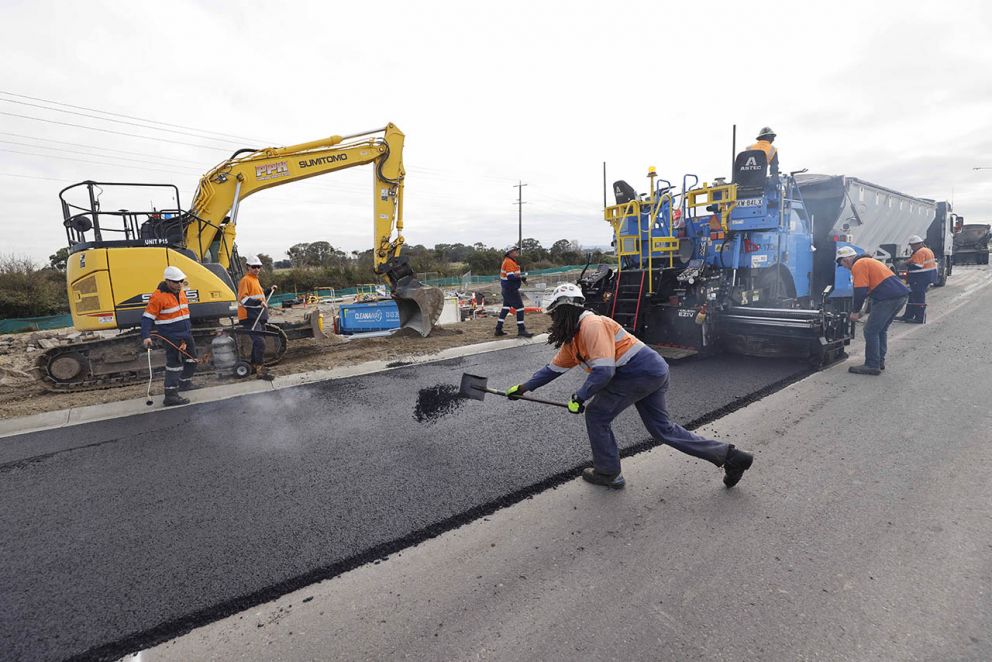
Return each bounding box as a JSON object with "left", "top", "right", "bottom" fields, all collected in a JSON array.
[{"left": 0, "top": 334, "right": 550, "bottom": 439}]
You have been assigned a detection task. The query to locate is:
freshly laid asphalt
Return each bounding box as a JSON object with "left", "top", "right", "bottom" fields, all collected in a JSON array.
[{"left": 0, "top": 343, "right": 808, "bottom": 662}]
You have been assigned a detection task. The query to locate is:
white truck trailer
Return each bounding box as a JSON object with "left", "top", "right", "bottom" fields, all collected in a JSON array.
[{"left": 796, "top": 174, "right": 956, "bottom": 286}]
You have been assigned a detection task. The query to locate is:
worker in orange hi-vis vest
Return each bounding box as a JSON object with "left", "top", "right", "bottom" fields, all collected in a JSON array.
[
  {"left": 141, "top": 265, "right": 198, "bottom": 406},
  {"left": 237, "top": 255, "right": 274, "bottom": 381},
  {"left": 897, "top": 235, "right": 938, "bottom": 324},
  {"left": 494, "top": 246, "right": 533, "bottom": 338},
  {"left": 503, "top": 284, "right": 754, "bottom": 490},
  {"left": 836, "top": 246, "right": 910, "bottom": 376},
  {"left": 747, "top": 126, "right": 779, "bottom": 176}
]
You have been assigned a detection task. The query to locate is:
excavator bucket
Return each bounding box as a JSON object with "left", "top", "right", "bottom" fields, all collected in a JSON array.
[
  {"left": 380, "top": 255, "right": 444, "bottom": 336},
  {"left": 394, "top": 282, "right": 444, "bottom": 336}
]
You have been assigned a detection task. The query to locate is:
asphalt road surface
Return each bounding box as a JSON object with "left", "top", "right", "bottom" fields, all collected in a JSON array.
[
  {"left": 141, "top": 266, "right": 992, "bottom": 662},
  {"left": 0, "top": 345, "right": 808, "bottom": 661}
]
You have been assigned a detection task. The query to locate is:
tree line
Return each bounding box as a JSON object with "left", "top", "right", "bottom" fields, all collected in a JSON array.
[{"left": 262, "top": 238, "right": 604, "bottom": 293}]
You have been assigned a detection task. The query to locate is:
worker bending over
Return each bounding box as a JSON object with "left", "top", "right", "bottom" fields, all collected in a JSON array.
[
  {"left": 237, "top": 255, "right": 274, "bottom": 381},
  {"left": 505, "top": 284, "right": 753, "bottom": 489},
  {"left": 836, "top": 247, "right": 910, "bottom": 375},
  {"left": 494, "top": 246, "right": 533, "bottom": 338},
  {"left": 141, "top": 266, "right": 198, "bottom": 406},
  {"left": 898, "top": 235, "right": 937, "bottom": 323},
  {"left": 748, "top": 126, "right": 779, "bottom": 176}
]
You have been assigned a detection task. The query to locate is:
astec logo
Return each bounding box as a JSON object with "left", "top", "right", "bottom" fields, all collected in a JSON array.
[{"left": 255, "top": 161, "right": 290, "bottom": 181}]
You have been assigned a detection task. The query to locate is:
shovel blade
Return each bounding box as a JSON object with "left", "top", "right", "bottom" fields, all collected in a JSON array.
[{"left": 459, "top": 373, "right": 489, "bottom": 401}]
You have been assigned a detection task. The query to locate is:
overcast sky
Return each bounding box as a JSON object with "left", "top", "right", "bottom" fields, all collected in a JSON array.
[{"left": 2, "top": 0, "right": 991, "bottom": 265}]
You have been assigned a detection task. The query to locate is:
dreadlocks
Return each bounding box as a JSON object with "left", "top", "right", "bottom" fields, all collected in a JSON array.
[{"left": 547, "top": 305, "right": 584, "bottom": 348}]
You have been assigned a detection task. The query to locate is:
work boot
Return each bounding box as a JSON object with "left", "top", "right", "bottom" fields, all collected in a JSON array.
[
  {"left": 723, "top": 445, "right": 753, "bottom": 488},
  {"left": 253, "top": 364, "right": 275, "bottom": 382},
  {"left": 163, "top": 390, "right": 190, "bottom": 407},
  {"left": 581, "top": 467, "right": 626, "bottom": 489},
  {"left": 178, "top": 381, "right": 202, "bottom": 392},
  {"left": 848, "top": 364, "right": 881, "bottom": 376},
  {"left": 879, "top": 360, "right": 885, "bottom": 371},
  {"left": 494, "top": 327, "right": 507, "bottom": 337},
  {"left": 517, "top": 329, "right": 534, "bottom": 338}
]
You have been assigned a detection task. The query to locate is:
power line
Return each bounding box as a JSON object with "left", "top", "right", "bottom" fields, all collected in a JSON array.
[
  {"left": 0, "top": 111, "right": 234, "bottom": 152},
  {"left": 0, "top": 90, "right": 273, "bottom": 144},
  {"left": 0, "top": 140, "right": 207, "bottom": 169},
  {"left": 0, "top": 132, "right": 207, "bottom": 165},
  {"left": 0, "top": 98, "right": 255, "bottom": 147},
  {"left": 0, "top": 172, "right": 77, "bottom": 183},
  {"left": 0, "top": 148, "right": 201, "bottom": 177}
]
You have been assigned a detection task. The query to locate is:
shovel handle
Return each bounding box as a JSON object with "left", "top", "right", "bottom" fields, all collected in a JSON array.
[{"left": 482, "top": 387, "right": 569, "bottom": 409}]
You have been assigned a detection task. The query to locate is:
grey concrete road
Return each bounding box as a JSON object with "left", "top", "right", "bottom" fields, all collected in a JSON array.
[
  {"left": 137, "top": 267, "right": 992, "bottom": 662},
  {"left": 1, "top": 327, "right": 808, "bottom": 661}
]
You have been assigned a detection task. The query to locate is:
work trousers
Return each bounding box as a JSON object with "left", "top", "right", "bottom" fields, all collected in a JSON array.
[
  {"left": 863, "top": 295, "right": 908, "bottom": 370},
  {"left": 496, "top": 283, "right": 527, "bottom": 332},
  {"left": 584, "top": 366, "right": 730, "bottom": 476},
  {"left": 162, "top": 334, "right": 198, "bottom": 392},
  {"left": 903, "top": 278, "right": 930, "bottom": 322},
  {"left": 240, "top": 319, "right": 266, "bottom": 364}
]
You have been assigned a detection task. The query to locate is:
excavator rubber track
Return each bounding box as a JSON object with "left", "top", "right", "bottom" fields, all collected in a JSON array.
[{"left": 33, "top": 325, "right": 288, "bottom": 393}]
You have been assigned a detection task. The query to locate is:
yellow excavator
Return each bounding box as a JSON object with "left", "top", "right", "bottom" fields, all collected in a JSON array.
[{"left": 37, "top": 123, "right": 443, "bottom": 391}]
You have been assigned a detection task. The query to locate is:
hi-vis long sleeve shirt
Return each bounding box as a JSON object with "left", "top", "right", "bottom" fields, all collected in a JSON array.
[
  {"left": 141, "top": 284, "right": 191, "bottom": 339},
  {"left": 523, "top": 311, "right": 651, "bottom": 401},
  {"left": 850, "top": 256, "right": 910, "bottom": 310},
  {"left": 237, "top": 273, "right": 267, "bottom": 323}
]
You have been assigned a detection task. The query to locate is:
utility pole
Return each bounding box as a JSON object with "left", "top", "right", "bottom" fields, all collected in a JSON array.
[{"left": 514, "top": 181, "right": 528, "bottom": 250}]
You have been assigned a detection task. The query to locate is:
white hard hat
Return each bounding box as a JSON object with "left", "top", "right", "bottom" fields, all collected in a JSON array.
[
  {"left": 907, "top": 235, "right": 924, "bottom": 244},
  {"left": 835, "top": 246, "right": 857, "bottom": 264},
  {"left": 544, "top": 283, "right": 586, "bottom": 313},
  {"left": 163, "top": 265, "right": 187, "bottom": 281},
  {"left": 246, "top": 254, "right": 263, "bottom": 266}
]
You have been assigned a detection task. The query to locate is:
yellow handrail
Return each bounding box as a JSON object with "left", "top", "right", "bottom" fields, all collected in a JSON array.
[
  {"left": 685, "top": 183, "right": 739, "bottom": 232},
  {"left": 603, "top": 189, "right": 681, "bottom": 295}
]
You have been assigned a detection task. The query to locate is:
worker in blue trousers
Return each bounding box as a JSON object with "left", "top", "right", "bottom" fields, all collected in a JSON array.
[
  {"left": 505, "top": 283, "right": 753, "bottom": 489},
  {"left": 837, "top": 246, "right": 910, "bottom": 375},
  {"left": 898, "top": 235, "right": 938, "bottom": 323},
  {"left": 494, "top": 246, "right": 533, "bottom": 338}
]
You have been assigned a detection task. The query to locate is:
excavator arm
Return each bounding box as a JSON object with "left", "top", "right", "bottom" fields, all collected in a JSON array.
[
  {"left": 182, "top": 123, "right": 441, "bottom": 335},
  {"left": 185, "top": 124, "right": 406, "bottom": 272}
]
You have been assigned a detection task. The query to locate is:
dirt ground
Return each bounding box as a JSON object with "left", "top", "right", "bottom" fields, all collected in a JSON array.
[{"left": 0, "top": 313, "right": 552, "bottom": 420}]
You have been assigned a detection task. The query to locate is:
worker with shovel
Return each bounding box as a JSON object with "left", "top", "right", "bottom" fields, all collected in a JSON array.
[
  {"left": 504, "top": 283, "right": 753, "bottom": 489},
  {"left": 141, "top": 266, "right": 199, "bottom": 406},
  {"left": 238, "top": 255, "right": 275, "bottom": 381}
]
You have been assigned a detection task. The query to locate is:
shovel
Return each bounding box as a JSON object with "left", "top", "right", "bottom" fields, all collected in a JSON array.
[{"left": 459, "top": 373, "right": 568, "bottom": 409}]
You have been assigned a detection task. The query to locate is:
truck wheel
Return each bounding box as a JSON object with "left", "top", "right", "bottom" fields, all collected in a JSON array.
[{"left": 935, "top": 263, "right": 947, "bottom": 287}]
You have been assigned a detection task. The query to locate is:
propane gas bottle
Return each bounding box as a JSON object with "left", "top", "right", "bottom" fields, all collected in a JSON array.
[{"left": 211, "top": 334, "right": 238, "bottom": 375}]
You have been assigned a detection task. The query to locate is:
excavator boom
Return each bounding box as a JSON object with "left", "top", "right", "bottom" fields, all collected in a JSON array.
[{"left": 182, "top": 123, "right": 441, "bottom": 336}]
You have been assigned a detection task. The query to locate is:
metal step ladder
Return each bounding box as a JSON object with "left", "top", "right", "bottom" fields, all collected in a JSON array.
[{"left": 609, "top": 270, "right": 646, "bottom": 334}]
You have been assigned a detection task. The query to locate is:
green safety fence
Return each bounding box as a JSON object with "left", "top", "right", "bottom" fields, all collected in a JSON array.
[
  {"left": 270, "top": 264, "right": 590, "bottom": 304},
  {"left": 0, "top": 314, "right": 74, "bottom": 334}
]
